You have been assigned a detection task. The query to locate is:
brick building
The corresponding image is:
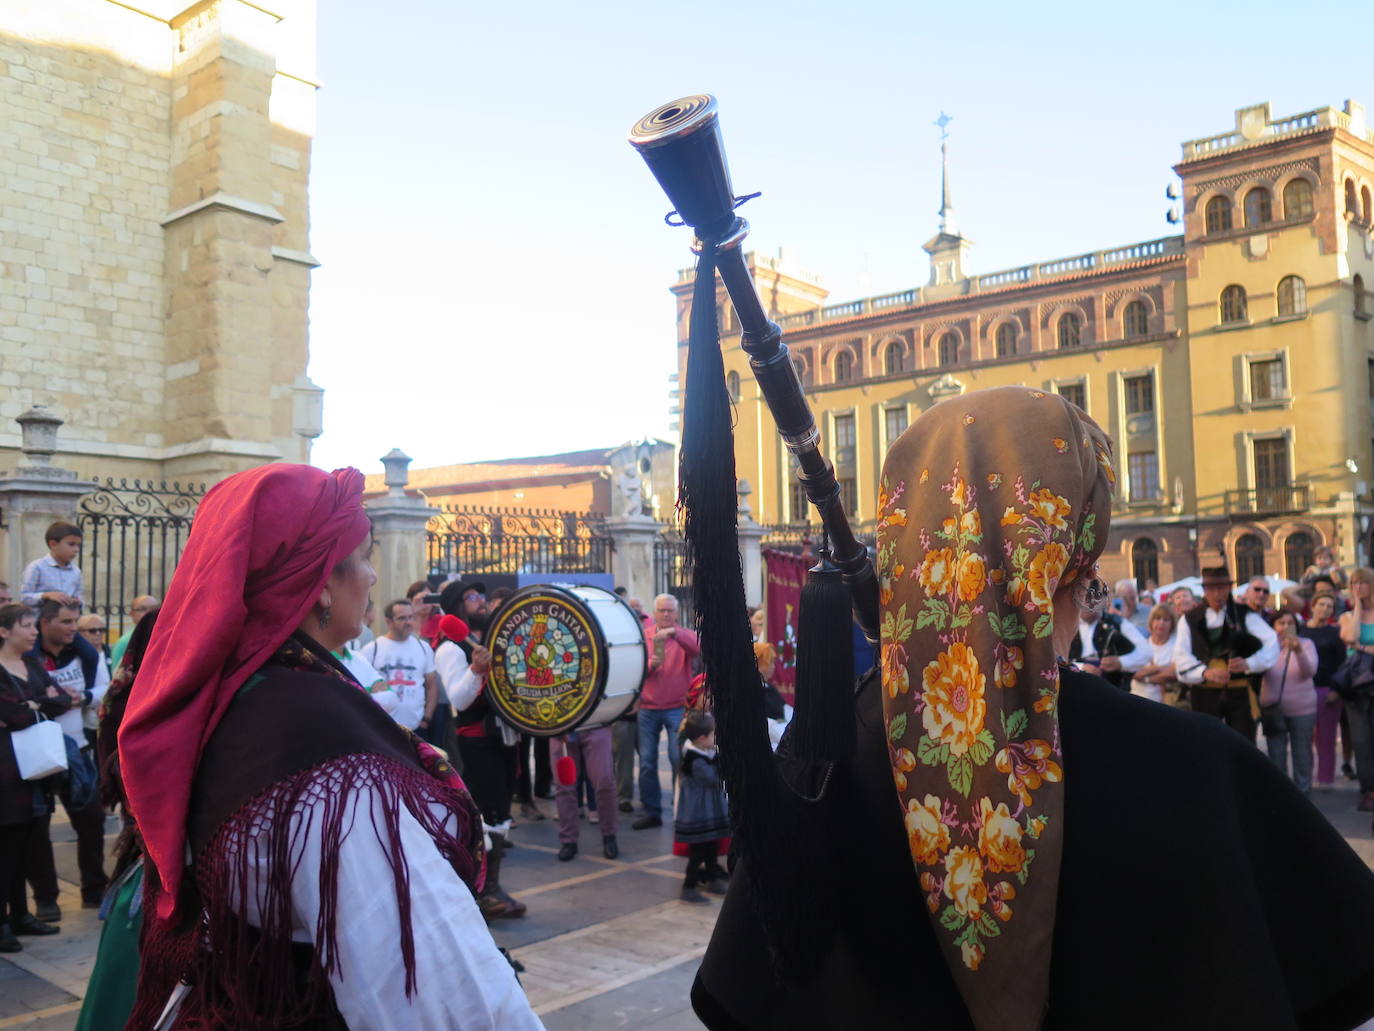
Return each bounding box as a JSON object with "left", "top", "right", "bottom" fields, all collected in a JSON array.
[
  {"left": 687, "top": 100, "right": 1374, "bottom": 587},
  {"left": 365, "top": 440, "right": 678, "bottom": 520},
  {"left": 0, "top": 0, "right": 322, "bottom": 485}
]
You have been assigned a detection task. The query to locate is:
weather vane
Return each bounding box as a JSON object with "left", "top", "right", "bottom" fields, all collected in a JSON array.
[{"left": 934, "top": 111, "right": 952, "bottom": 140}]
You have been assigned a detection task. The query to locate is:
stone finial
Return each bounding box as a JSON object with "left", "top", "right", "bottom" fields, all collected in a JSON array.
[
  {"left": 381, "top": 449, "right": 412, "bottom": 497},
  {"left": 736, "top": 478, "right": 754, "bottom": 520},
  {"left": 16, "top": 406, "right": 63, "bottom": 468}
]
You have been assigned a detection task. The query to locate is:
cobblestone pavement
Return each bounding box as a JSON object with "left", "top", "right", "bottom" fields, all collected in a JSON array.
[{"left": 3, "top": 762, "right": 1371, "bottom": 1030}]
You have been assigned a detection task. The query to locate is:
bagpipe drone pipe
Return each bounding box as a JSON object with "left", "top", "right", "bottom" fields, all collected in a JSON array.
[{"left": 628, "top": 95, "right": 877, "bottom": 979}]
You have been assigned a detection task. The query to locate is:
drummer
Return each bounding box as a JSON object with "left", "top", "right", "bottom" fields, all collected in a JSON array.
[{"left": 434, "top": 581, "right": 528, "bottom": 921}]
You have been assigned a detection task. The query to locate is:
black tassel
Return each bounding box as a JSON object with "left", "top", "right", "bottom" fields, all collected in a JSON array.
[
  {"left": 788, "top": 549, "right": 856, "bottom": 763},
  {"left": 679, "top": 241, "right": 804, "bottom": 979}
]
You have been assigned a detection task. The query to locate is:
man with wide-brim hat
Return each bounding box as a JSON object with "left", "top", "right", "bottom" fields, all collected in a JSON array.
[
  {"left": 431, "top": 579, "right": 527, "bottom": 921},
  {"left": 1173, "top": 565, "right": 1279, "bottom": 740}
]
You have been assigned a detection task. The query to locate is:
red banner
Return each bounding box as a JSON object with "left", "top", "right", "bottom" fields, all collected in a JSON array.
[{"left": 763, "top": 548, "right": 807, "bottom": 704}]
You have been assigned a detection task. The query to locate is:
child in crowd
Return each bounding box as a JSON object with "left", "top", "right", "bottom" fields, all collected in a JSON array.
[
  {"left": 20, "top": 522, "right": 84, "bottom": 608},
  {"left": 674, "top": 710, "right": 729, "bottom": 904}
]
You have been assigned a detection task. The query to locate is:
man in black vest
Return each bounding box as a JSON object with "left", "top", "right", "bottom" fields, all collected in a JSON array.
[
  {"left": 1172, "top": 566, "right": 1278, "bottom": 741},
  {"left": 1069, "top": 609, "right": 1148, "bottom": 689}
]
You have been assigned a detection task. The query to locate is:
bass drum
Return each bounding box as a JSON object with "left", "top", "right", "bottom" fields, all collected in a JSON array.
[{"left": 485, "top": 584, "right": 646, "bottom": 737}]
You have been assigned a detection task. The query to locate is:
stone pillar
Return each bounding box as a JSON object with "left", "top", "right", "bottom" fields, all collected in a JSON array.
[
  {"left": 736, "top": 480, "right": 767, "bottom": 608},
  {"left": 1333, "top": 491, "right": 1360, "bottom": 568},
  {"left": 0, "top": 407, "right": 90, "bottom": 594},
  {"left": 160, "top": 1, "right": 306, "bottom": 479},
  {"left": 364, "top": 450, "right": 432, "bottom": 613},
  {"left": 605, "top": 515, "right": 661, "bottom": 604}
]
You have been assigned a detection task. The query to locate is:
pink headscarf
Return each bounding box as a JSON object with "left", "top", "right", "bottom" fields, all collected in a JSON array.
[{"left": 119, "top": 464, "right": 372, "bottom": 919}]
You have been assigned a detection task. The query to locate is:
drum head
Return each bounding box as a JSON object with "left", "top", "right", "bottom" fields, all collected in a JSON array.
[{"left": 486, "top": 585, "right": 608, "bottom": 736}]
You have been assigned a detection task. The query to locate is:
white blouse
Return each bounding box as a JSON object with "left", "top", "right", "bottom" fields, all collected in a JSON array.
[{"left": 232, "top": 763, "right": 544, "bottom": 1030}]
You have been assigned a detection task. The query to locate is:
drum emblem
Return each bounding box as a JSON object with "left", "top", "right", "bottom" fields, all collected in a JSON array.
[{"left": 488, "top": 592, "right": 602, "bottom": 735}]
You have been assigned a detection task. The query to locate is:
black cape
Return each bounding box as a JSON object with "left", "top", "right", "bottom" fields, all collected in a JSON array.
[{"left": 692, "top": 666, "right": 1374, "bottom": 1030}]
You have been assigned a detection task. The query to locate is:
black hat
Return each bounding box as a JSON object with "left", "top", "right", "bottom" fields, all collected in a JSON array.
[
  {"left": 439, "top": 580, "right": 486, "bottom": 616},
  {"left": 1199, "top": 566, "right": 1234, "bottom": 587}
]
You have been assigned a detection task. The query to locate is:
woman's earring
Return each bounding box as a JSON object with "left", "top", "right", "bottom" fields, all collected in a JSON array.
[
  {"left": 1073, "top": 576, "right": 1109, "bottom": 615},
  {"left": 319, "top": 604, "right": 332, "bottom": 629}
]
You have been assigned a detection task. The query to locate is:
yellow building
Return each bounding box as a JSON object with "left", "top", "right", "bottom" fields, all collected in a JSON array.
[{"left": 674, "top": 100, "right": 1374, "bottom": 587}]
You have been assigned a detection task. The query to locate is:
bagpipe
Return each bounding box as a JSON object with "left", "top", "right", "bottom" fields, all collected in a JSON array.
[
  {"left": 628, "top": 95, "right": 879, "bottom": 641},
  {"left": 626, "top": 95, "right": 874, "bottom": 979}
]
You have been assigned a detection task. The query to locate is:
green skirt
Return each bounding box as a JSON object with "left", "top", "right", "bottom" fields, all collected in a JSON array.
[{"left": 74, "top": 859, "right": 143, "bottom": 1031}]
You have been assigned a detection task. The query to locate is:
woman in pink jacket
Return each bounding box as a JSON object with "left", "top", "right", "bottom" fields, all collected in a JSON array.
[{"left": 1261, "top": 612, "right": 1319, "bottom": 795}]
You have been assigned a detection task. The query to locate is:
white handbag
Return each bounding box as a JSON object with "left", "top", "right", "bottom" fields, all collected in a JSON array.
[{"left": 11, "top": 714, "right": 68, "bottom": 781}]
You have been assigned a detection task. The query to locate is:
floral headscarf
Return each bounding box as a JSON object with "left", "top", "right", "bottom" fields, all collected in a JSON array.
[{"left": 878, "top": 386, "right": 1115, "bottom": 1030}]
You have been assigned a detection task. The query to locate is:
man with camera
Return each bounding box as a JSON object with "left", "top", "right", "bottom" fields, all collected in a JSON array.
[{"left": 633, "top": 594, "right": 700, "bottom": 830}]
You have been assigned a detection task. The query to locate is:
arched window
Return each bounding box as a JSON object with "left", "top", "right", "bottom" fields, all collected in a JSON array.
[
  {"left": 1284, "top": 532, "right": 1315, "bottom": 582},
  {"left": 995, "top": 322, "right": 1017, "bottom": 357},
  {"left": 726, "top": 370, "right": 741, "bottom": 402},
  {"left": 884, "top": 341, "right": 904, "bottom": 376},
  {"left": 1057, "top": 312, "right": 1082, "bottom": 349},
  {"left": 1122, "top": 300, "right": 1148, "bottom": 338},
  {"left": 1220, "top": 284, "right": 1248, "bottom": 324},
  {"left": 938, "top": 332, "right": 959, "bottom": 367},
  {"left": 1243, "top": 186, "right": 1272, "bottom": 228},
  {"left": 1283, "top": 178, "right": 1314, "bottom": 219},
  {"left": 1346, "top": 178, "right": 1359, "bottom": 215},
  {"left": 1357, "top": 274, "right": 1368, "bottom": 317},
  {"left": 1363, "top": 186, "right": 1373, "bottom": 223},
  {"left": 792, "top": 350, "right": 811, "bottom": 386},
  {"left": 1131, "top": 537, "right": 1159, "bottom": 589},
  {"left": 833, "top": 350, "right": 854, "bottom": 384},
  {"left": 1205, "top": 195, "right": 1233, "bottom": 233},
  {"left": 1236, "top": 533, "right": 1266, "bottom": 582},
  {"left": 1276, "top": 275, "right": 1307, "bottom": 316}
]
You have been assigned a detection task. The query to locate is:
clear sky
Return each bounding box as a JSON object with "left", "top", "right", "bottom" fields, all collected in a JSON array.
[{"left": 306, "top": 0, "right": 1371, "bottom": 475}]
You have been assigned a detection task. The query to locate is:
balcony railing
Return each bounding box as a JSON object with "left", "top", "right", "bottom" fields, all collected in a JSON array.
[
  {"left": 773, "top": 236, "right": 1184, "bottom": 329},
  {"left": 1224, "top": 484, "right": 1310, "bottom": 517}
]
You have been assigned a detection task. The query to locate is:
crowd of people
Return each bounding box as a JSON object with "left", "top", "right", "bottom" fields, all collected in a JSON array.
[
  {"left": 0, "top": 521, "right": 163, "bottom": 953},
  {"left": 1079, "top": 551, "right": 1374, "bottom": 811},
  {"left": 4, "top": 486, "right": 1374, "bottom": 1027},
  {"left": 0, "top": 509, "right": 744, "bottom": 978}
]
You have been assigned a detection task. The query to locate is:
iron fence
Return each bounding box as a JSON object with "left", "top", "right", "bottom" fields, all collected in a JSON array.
[
  {"left": 760, "top": 523, "right": 821, "bottom": 557},
  {"left": 425, "top": 506, "right": 613, "bottom": 579},
  {"left": 652, "top": 529, "right": 694, "bottom": 626},
  {"left": 78, "top": 478, "right": 205, "bottom": 635},
  {"left": 760, "top": 521, "right": 879, "bottom": 563}
]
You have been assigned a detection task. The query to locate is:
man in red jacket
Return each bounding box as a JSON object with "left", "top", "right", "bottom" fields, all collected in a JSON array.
[{"left": 632, "top": 594, "right": 700, "bottom": 829}]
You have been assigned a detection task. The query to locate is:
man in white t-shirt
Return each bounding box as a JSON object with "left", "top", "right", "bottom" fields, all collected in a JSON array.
[{"left": 361, "top": 599, "right": 438, "bottom": 732}]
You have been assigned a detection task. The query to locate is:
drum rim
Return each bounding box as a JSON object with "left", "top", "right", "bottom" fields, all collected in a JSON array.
[{"left": 568, "top": 586, "right": 648, "bottom": 732}]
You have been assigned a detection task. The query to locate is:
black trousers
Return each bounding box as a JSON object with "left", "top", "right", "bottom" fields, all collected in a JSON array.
[
  {"left": 27, "top": 790, "right": 108, "bottom": 904},
  {"left": 421, "top": 701, "right": 454, "bottom": 755},
  {"left": 513, "top": 734, "right": 551, "bottom": 804},
  {"left": 684, "top": 841, "right": 719, "bottom": 888},
  {"left": 1190, "top": 686, "right": 1256, "bottom": 742},
  {"left": 456, "top": 734, "right": 515, "bottom": 828},
  {"left": 0, "top": 819, "right": 40, "bottom": 925}
]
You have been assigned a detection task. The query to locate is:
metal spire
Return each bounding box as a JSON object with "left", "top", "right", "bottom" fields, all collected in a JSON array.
[{"left": 934, "top": 112, "right": 957, "bottom": 235}]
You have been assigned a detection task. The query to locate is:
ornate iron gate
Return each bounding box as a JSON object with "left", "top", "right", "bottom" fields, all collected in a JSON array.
[
  {"left": 78, "top": 479, "right": 205, "bottom": 634},
  {"left": 426, "top": 506, "right": 613, "bottom": 579}
]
